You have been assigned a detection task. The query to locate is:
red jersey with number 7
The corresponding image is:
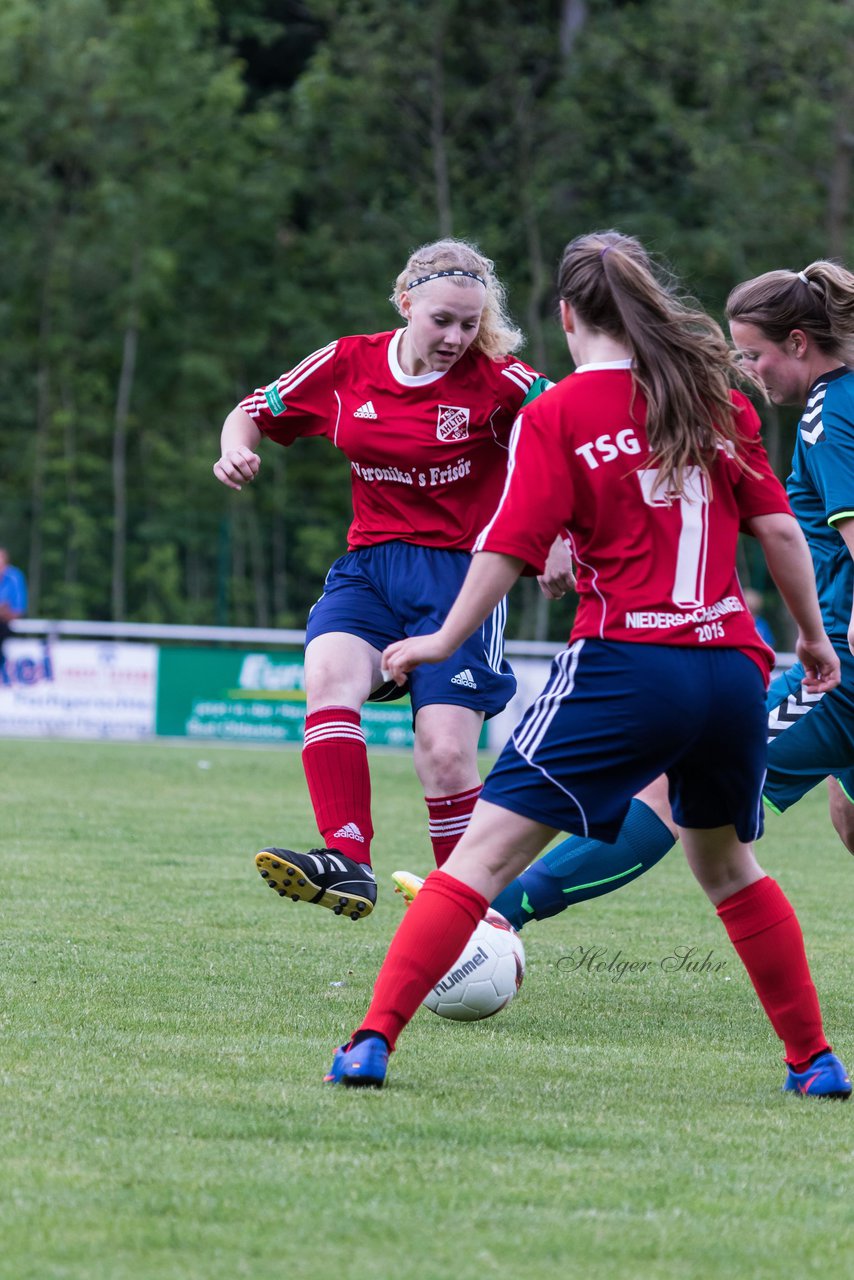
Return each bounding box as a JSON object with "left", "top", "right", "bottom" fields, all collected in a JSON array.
[
  {"left": 237, "top": 329, "right": 540, "bottom": 552},
  {"left": 474, "top": 362, "right": 791, "bottom": 680}
]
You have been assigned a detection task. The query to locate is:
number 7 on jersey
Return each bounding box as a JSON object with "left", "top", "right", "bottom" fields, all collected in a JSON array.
[{"left": 638, "top": 467, "right": 710, "bottom": 610}]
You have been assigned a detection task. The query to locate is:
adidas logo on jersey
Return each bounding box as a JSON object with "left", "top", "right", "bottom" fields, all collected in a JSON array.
[
  {"left": 333, "top": 821, "right": 366, "bottom": 843},
  {"left": 450, "top": 668, "right": 478, "bottom": 689},
  {"left": 354, "top": 401, "right": 378, "bottom": 419}
]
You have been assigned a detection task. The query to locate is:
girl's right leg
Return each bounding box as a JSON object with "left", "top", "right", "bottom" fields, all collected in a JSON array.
[
  {"left": 255, "top": 631, "right": 381, "bottom": 920},
  {"left": 680, "top": 825, "right": 849, "bottom": 1097},
  {"left": 301, "top": 631, "right": 379, "bottom": 863},
  {"left": 326, "top": 800, "right": 556, "bottom": 1083}
]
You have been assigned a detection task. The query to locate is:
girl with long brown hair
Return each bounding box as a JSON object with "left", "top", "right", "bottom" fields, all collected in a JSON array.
[{"left": 324, "top": 231, "right": 849, "bottom": 1099}]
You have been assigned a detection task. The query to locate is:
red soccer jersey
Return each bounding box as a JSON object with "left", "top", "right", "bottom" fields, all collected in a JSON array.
[
  {"left": 474, "top": 362, "right": 791, "bottom": 680},
  {"left": 238, "top": 330, "right": 539, "bottom": 552}
]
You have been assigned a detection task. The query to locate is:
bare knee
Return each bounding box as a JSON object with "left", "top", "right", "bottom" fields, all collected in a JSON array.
[
  {"left": 413, "top": 706, "right": 483, "bottom": 795},
  {"left": 304, "top": 634, "right": 376, "bottom": 712},
  {"left": 679, "top": 826, "right": 764, "bottom": 906},
  {"left": 827, "top": 778, "right": 854, "bottom": 855},
  {"left": 414, "top": 732, "right": 476, "bottom": 794}
]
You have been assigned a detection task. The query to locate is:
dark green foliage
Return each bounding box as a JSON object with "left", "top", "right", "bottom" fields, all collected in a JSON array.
[{"left": 1, "top": 0, "right": 851, "bottom": 638}]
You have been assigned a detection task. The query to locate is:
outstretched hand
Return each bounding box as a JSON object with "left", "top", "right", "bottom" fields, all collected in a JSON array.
[
  {"left": 797, "top": 634, "right": 841, "bottom": 694},
  {"left": 382, "top": 633, "right": 451, "bottom": 685}
]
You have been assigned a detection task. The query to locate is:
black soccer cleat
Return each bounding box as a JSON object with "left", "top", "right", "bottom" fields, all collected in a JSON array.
[{"left": 255, "top": 847, "right": 377, "bottom": 920}]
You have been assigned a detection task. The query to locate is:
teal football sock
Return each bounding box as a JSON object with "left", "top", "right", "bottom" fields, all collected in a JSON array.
[{"left": 491, "top": 798, "right": 675, "bottom": 930}]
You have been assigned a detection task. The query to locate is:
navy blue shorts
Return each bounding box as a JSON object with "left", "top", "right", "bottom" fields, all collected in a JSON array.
[
  {"left": 482, "top": 639, "right": 767, "bottom": 843},
  {"left": 305, "top": 542, "right": 516, "bottom": 719},
  {"left": 764, "top": 656, "right": 854, "bottom": 813}
]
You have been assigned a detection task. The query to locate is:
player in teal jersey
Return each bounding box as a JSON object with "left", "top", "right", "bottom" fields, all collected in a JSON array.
[
  {"left": 732, "top": 263, "right": 854, "bottom": 838},
  {"left": 485, "top": 257, "right": 854, "bottom": 933}
]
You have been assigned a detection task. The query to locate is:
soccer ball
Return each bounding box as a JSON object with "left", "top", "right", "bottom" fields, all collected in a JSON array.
[{"left": 423, "top": 912, "right": 525, "bottom": 1022}]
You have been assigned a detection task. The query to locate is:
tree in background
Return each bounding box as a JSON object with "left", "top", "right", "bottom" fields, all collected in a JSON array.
[
  {"left": 0, "top": 0, "right": 850, "bottom": 640},
  {"left": 0, "top": 0, "right": 289, "bottom": 623}
]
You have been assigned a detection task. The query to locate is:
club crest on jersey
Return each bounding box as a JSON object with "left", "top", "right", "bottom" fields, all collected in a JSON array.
[{"left": 436, "top": 405, "right": 470, "bottom": 441}]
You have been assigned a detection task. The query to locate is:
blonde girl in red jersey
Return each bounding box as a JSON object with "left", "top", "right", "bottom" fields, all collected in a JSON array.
[
  {"left": 214, "top": 239, "right": 570, "bottom": 922},
  {"left": 325, "top": 231, "right": 849, "bottom": 1099}
]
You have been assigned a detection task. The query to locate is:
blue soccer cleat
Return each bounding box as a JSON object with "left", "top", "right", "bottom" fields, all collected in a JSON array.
[
  {"left": 323, "top": 1035, "right": 388, "bottom": 1088},
  {"left": 782, "top": 1050, "right": 851, "bottom": 1099}
]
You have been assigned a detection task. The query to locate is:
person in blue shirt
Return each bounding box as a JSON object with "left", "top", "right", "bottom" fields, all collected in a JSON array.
[
  {"left": 396, "top": 258, "right": 854, "bottom": 989},
  {"left": 0, "top": 546, "right": 27, "bottom": 667}
]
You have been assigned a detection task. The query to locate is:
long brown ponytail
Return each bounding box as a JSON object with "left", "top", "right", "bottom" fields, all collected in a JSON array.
[{"left": 558, "top": 231, "right": 756, "bottom": 495}]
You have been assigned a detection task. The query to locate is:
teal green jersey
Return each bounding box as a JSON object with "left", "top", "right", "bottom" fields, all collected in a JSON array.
[{"left": 786, "top": 367, "right": 854, "bottom": 650}]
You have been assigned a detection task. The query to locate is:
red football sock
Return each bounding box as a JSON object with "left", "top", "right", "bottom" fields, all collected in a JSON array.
[
  {"left": 301, "top": 707, "right": 373, "bottom": 865},
  {"left": 425, "top": 785, "right": 482, "bottom": 867},
  {"left": 356, "top": 869, "right": 488, "bottom": 1049},
  {"left": 716, "top": 876, "right": 830, "bottom": 1069}
]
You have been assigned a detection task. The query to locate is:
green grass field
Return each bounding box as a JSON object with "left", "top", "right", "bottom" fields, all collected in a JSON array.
[{"left": 1, "top": 737, "right": 852, "bottom": 1280}]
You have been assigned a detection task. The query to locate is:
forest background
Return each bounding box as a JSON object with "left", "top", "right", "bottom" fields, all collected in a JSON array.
[{"left": 1, "top": 0, "right": 852, "bottom": 645}]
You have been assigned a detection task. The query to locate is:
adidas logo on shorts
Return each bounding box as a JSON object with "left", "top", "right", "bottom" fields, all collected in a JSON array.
[
  {"left": 450, "top": 668, "right": 478, "bottom": 689},
  {"left": 354, "top": 401, "right": 378, "bottom": 419}
]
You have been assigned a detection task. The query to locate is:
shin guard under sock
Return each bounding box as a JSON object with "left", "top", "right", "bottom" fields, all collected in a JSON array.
[
  {"left": 302, "top": 707, "right": 373, "bottom": 864},
  {"left": 357, "top": 870, "right": 488, "bottom": 1049},
  {"left": 425, "top": 786, "right": 482, "bottom": 867},
  {"left": 717, "top": 876, "right": 829, "bottom": 1067}
]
